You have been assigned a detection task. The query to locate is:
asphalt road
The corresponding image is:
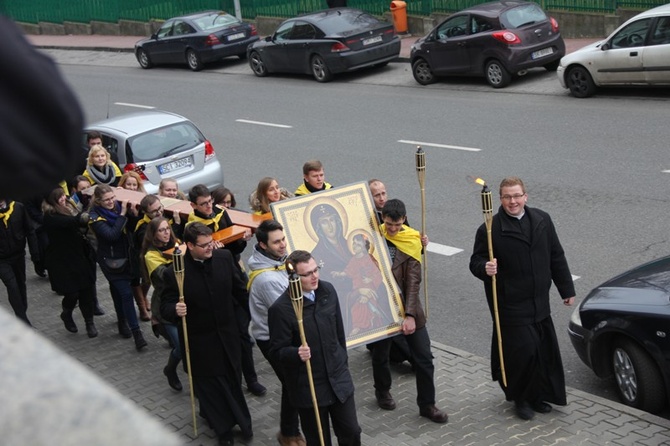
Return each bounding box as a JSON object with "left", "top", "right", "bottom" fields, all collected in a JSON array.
[{"left": 48, "top": 49, "right": 670, "bottom": 416}]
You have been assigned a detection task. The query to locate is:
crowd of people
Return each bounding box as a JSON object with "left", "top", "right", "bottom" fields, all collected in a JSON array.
[{"left": 0, "top": 137, "right": 576, "bottom": 443}]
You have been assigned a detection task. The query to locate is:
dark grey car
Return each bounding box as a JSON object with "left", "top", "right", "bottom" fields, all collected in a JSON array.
[
  {"left": 247, "top": 8, "right": 400, "bottom": 82},
  {"left": 410, "top": 1, "right": 565, "bottom": 88}
]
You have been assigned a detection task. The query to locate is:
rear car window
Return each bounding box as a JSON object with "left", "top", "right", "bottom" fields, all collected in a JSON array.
[
  {"left": 500, "top": 4, "right": 547, "bottom": 29},
  {"left": 319, "top": 11, "right": 380, "bottom": 35},
  {"left": 128, "top": 122, "right": 204, "bottom": 162},
  {"left": 193, "top": 12, "right": 239, "bottom": 31}
]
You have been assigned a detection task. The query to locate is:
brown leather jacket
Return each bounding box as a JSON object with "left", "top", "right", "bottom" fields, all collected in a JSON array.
[{"left": 391, "top": 248, "right": 426, "bottom": 329}]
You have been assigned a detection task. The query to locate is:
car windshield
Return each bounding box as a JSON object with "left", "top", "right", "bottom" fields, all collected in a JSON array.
[
  {"left": 500, "top": 4, "right": 547, "bottom": 29},
  {"left": 193, "top": 12, "right": 239, "bottom": 31},
  {"left": 128, "top": 122, "right": 203, "bottom": 162}
]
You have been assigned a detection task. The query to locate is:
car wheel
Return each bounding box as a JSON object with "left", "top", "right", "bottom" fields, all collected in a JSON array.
[
  {"left": 544, "top": 60, "right": 560, "bottom": 72},
  {"left": 249, "top": 51, "right": 268, "bottom": 77},
  {"left": 485, "top": 59, "right": 511, "bottom": 88},
  {"left": 186, "top": 49, "right": 203, "bottom": 71},
  {"left": 412, "top": 59, "right": 436, "bottom": 85},
  {"left": 611, "top": 338, "right": 666, "bottom": 413},
  {"left": 566, "top": 66, "right": 596, "bottom": 98},
  {"left": 311, "top": 55, "right": 333, "bottom": 83},
  {"left": 136, "top": 48, "right": 152, "bottom": 69}
]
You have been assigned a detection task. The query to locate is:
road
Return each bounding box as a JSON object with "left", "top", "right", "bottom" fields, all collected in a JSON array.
[{"left": 48, "top": 49, "right": 670, "bottom": 415}]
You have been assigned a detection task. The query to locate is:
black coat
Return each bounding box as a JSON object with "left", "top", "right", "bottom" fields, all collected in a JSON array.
[
  {"left": 0, "top": 201, "right": 38, "bottom": 261},
  {"left": 469, "top": 206, "right": 575, "bottom": 326},
  {"left": 43, "top": 212, "right": 96, "bottom": 294},
  {"left": 161, "top": 249, "right": 247, "bottom": 379},
  {"left": 89, "top": 206, "right": 133, "bottom": 280},
  {"left": 268, "top": 280, "right": 354, "bottom": 409}
]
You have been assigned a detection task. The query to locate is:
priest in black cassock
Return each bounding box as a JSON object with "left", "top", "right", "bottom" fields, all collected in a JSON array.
[
  {"left": 469, "top": 177, "right": 575, "bottom": 421},
  {"left": 161, "top": 222, "right": 252, "bottom": 445}
]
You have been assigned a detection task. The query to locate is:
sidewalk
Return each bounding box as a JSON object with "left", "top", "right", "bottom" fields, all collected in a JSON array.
[
  {"left": 2, "top": 264, "right": 669, "bottom": 445},
  {"left": 25, "top": 33, "right": 602, "bottom": 62}
]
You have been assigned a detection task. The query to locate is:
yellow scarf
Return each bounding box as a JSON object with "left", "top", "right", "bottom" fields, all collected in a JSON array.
[
  {"left": 145, "top": 249, "right": 172, "bottom": 279},
  {"left": 0, "top": 201, "right": 15, "bottom": 228},
  {"left": 380, "top": 223, "right": 422, "bottom": 264},
  {"left": 294, "top": 182, "right": 333, "bottom": 196},
  {"left": 246, "top": 264, "right": 286, "bottom": 291},
  {"left": 135, "top": 214, "right": 152, "bottom": 232},
  {"left": 187, "top": 207, "right": 225, "bottom": 231}
]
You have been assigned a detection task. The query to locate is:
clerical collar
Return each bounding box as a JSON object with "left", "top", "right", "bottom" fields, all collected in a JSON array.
[{"left": 504, "top": 210, "right": 525, "bottom": 220}]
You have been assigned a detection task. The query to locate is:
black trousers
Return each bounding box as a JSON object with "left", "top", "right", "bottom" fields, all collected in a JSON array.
[
  {"left": 257, "top": 338, "right": 302, "bottom": 437},
  {"left": 297, "top": 394, "right": 361, "bottom": 446},
  {"left": 371, "top": 326, "right": 436, "bottom": 408},
  {"left": 0, "top": 256, "right": 30, "bottom": 325},
  {"left": 62, "top": 284, "right": 95, "bottom": 322}
]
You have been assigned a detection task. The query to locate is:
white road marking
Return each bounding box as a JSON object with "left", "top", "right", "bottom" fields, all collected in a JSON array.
[
  {"left": 236, "top": 119, "right": 292, "bottom": 128},
  {"left": 426, "top": 243, "right": 463, "bottom": 256},
  {"left": 662, "top": 170, "right": 670, "bottom": 173},
  {"left": 572, "top": 275, "right": 580, "bottom": 281},
  {"left": 398, "top": 140, "right": 481, "bottom": 152},
  {"left": 114, "top": 102, "right": 155, "bottom": 109}
]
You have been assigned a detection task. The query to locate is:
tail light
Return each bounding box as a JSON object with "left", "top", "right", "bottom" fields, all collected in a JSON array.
[
  {"left": 123, "top": 163, "right": 148, "bottom": 180},
  {"left": 205, "top": 34, "right": 221, "bottom": 46},
  {"left": 492, "top": 31, "right": 521, "bottom": 45},
  {"left": 250, "top": 25, "right": 258, "bottom": 36},
  {"left": 331, "top": 42, "right": 350, "bottom": 52},
  {"left": 550, "top": 17, "right": 559, "bottom": 33},
  {"left": 384, "top": 28, "right": 395, "bottom": 36},
  {"left": 204, "top": 140, "right": 216, "bottom": 163}
]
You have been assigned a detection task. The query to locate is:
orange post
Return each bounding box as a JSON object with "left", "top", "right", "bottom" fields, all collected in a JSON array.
[{"left": 390, "top": 1, "right": 408, "bottom": 34}]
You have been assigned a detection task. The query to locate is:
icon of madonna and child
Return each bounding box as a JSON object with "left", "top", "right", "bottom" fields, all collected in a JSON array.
[{"left": 271, "top": 184, "right": 404, "bottom": 347}]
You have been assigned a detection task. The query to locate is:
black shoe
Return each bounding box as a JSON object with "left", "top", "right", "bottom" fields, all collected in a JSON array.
[
  {"left": 247, "top": 381, "right": 267, "bottom": 396},
  {"left": 218, "top": 434, "right": 234, "bottom": 445},
  {"left": 93, "top": 304, "right": 105, "bottom": 316},
  {"left": 375, "top": 389, "right": 397, "bottom": 410},
  {"left": 164, "top": 356, "right": 183, "bottom": 392},
  {"left": 419, "top": 405, "right": 448, "bottom": 423},
  {"left": 60, "top": 310, "right": 78, "bottom": 333},
  {"left": 515, "top": 401, "right": 535, "bottom": 420},
  {"left": 132, "top": 329, "right": 148, "bottom": 351},
  {"left": 531, "top": 401, "right": 552, "bottom": 414},
  {"left": 34, "top": 264, "right": 47, "bottom": 278},
  {"left": 85, "top": 321, "right": 98, "bottom": 338},
  {"left": 118, "top": 321, "right": 132, "bottom": 338}
]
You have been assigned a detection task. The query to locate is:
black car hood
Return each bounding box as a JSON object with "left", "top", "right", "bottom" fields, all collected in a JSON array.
[{"left": 584, "top": 255, "right": 670, "bottom": 308}]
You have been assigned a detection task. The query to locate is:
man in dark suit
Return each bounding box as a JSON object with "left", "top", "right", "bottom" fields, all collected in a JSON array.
[
  {"left": 469, "top": 176, "right": 575, "bottom": 421},
  {"left": 268, "top": 250, "right": 361, "bottom": 446}
]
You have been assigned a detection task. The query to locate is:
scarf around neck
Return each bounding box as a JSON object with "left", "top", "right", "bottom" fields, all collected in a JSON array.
[{"left": 86, "top": 164, "right": 116, "bottom": 185}]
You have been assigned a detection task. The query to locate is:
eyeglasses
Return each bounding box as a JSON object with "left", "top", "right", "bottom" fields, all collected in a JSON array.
[
  {"left": 196, "top": 198, "right": 213, "bottom": 207},
  {"left": 500, "top": 193, "right": 526, "bottom": 201},
  {"left": 148, "top": 205, "right": 164, "bottom": 216},
  {"left": 194, "top": 240, "right": 214, "bottom": 249},
  {"left": 297, "top": 266, "right": 321, "bottom": 278},
  {"left": 156, "top": 227, "right": 170, "bottom": 233}
]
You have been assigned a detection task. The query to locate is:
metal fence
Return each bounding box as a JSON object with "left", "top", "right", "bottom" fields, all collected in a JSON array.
[{"left": 1, "top": 0, "right": 667, "bottom": 23}]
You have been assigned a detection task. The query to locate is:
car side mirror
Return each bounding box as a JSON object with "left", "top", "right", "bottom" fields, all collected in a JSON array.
[
  {"left": 601, "top": 42, "right": 609, "bottom": 51},
  {"left": 265, "top": 35, "right": 272, "bottom": 42},
  {"left": 151, "top": 33, "right": 158, "bottom": 40}
]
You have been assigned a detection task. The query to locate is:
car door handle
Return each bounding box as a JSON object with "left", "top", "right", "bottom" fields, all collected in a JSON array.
[
  {"left": 630, "top": 51, "right": 638, "bottom": 56},
  {"left": 457, "top": 42, "right": 466, "bottom": 47}
]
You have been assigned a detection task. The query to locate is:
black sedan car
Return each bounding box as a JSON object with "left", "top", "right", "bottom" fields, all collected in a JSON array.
[
  {"left": 410, "top": 0, "right": 565, "bottom": 88},
  {"left": 135, "top": 11, "right": 258, "bottom": 71},
  {"left": 568, "top": 256, "right": 670, "bottom": 414},
  {"left": 247, "top": 8, "right": 400, "bottom": 82}
]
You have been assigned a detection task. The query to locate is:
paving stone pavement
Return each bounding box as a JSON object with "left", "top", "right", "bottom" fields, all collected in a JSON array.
[{"left": 2, "top": 263, "right": 669, "bottom": 445}]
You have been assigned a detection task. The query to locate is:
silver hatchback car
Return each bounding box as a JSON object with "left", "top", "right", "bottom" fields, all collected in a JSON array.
[{"left": 83, "top": 110, "right": 224, "bottom": 194}]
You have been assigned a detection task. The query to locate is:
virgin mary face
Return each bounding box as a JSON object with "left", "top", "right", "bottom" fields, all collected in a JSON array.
[{"left": 317, "top": 213, "right": 339, "bottom": 239}]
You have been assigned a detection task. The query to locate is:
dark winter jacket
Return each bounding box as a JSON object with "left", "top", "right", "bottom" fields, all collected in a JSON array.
[
  {"left": 0, "top": 201, "right": 38, "bottom": 261},
  {"left": 268, "top": 280, "right": 354, "bottom": 409},
  {"left": 89, "top": 206, "right": 133, "bottom": 280}
]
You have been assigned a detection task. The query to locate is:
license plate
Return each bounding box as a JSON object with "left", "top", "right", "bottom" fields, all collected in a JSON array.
[
  {"left": 531, "top": 47, "right": 553, "bottom": 59},
  {"left": 228, "top": 32, "right": 245, "bottom": 41},
  {"left": 158, "top": 156, "right": 192, "bottom": 174},
  {"left": 362, "top": 35, "right": 383, "bottom": 46}
]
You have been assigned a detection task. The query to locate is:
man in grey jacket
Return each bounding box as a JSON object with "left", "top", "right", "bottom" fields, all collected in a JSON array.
[{"left": 248, "top": 220, "right": 305, "bottom": 446}]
